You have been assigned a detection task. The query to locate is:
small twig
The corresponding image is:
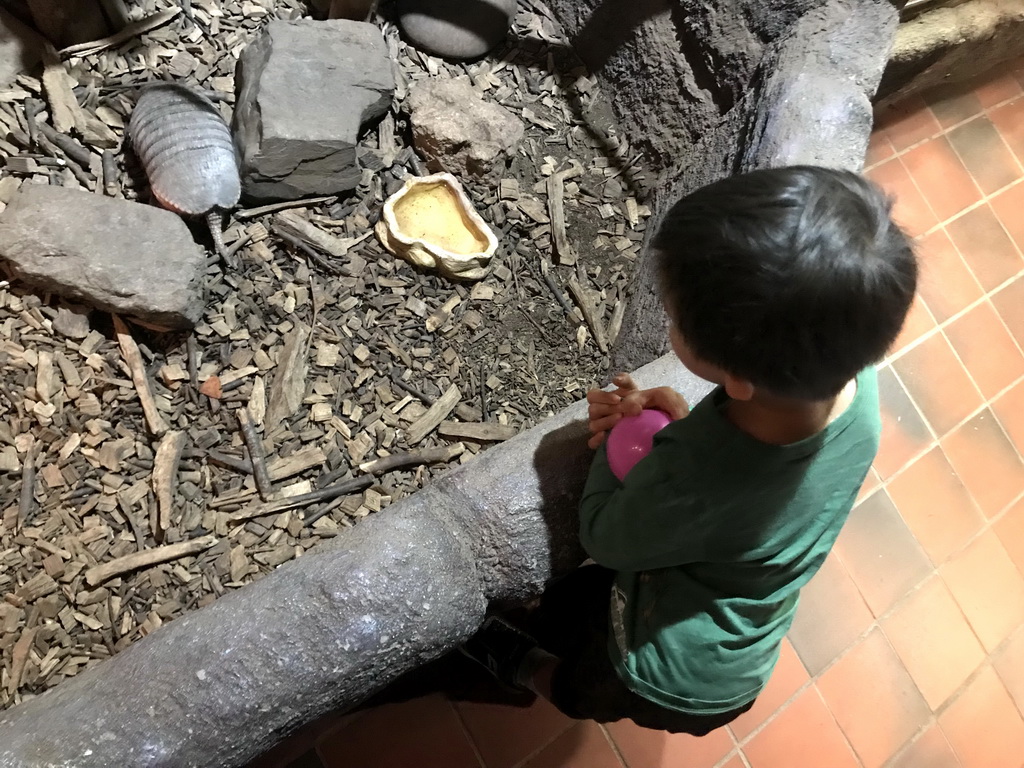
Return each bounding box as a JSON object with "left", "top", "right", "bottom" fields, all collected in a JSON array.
[
  {"left": 236, "top": 196, "right": 337, "bottom": 220},
  {"left": 84, "top": 535, "right": 217, "bottom": 587},
  {"left": 152, "top": 431, "right": 186, "bottom": 541},
  {"left": 276, "top": 228, "right": 341, "bottom": 274},
  {"left": 237, "top": 408, "right": 273, "bottom": 501},
  {"left": 224, "top": 231, "right": 253, "bottom": 262},
  {"left": 208, "top": 489, "right": 258, "bottom": 509},
  {"left": 390, "top": 371, "right": 436, "bottom": 406},
  {"left": 302, "top": 496, "right": 348, "bottom": 527},
  {"left": 59, "top": 8, "right": 181, "bottom": 57},
  {"left": 518, "top": 306, "right": 557, "bottom": 345},
  {"left": 567, "top": 276, "right": 609, "bottom": 353},
  {"left": 315, "top": 464, "right": 351, "bottom": 489},
  {"left": 186, "top": 333, "right": 199, "bottom": 390},
  {"left": 479, "top": 360, "right": 488, "bottom": 422},
  {"left": 36, "top": 131, "right": 94, "bottom": 188},
  {"left": 8, "top": 627, "right": 37, "bottom": 695},
  {"left": 120, "top": 501, "right": 146, "bottom": 553},
  {"left": 101, "top": 150, "right": 118, "bottom": 196},
  {"left": 207, "top": 450, "right": 252, "bottom": 474},
  {"left": 359, "top": 443, "right": 464, "bottom": 475},
  {"left": 113, "top": 315, "right": 168, "bottom": 436},
  {"left": 23, "top": 98, "right": 42, "bottom": 149},
  {"left": 540, "top": 267, "right": 574, "bottom": 316},
  {"left": 18, "top": 445, "right": 38, "bottom": 526},
  {"left": 407, "top": 152, "right": 427, "bottom": 176},
  {"left": 37, "top": 122, "right": 93, "bottom": 168},
  {"left": 405, "top": 384, "right": 461, "bottom": 445},
  {"left": 232, "top": 476, "right": 375, "bottom": 520}
]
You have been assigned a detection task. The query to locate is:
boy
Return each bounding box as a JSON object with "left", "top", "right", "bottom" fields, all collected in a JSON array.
[{"left": 461, "top": 166, "right": 917, "bottom": 735}]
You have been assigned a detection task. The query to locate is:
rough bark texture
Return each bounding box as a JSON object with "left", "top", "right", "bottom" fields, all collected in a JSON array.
[
  {"left": 550, "top": 0, "right": 901, "bottom": 372},
  {"left": 876, "top": 0, "right": 1024, "bottom": 108},
  {"left": 0, "top": 356, "right": 712, "bottom": 768}
]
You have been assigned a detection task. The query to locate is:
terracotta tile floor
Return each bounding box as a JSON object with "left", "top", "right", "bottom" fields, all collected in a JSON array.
[{"left": 254, "top": 58, "right": 1024, "bottom": 768}]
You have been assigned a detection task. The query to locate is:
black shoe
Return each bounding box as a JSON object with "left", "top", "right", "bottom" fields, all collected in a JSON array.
[{"left": 459, "top": 617, "right": 537, "bottom": 690}]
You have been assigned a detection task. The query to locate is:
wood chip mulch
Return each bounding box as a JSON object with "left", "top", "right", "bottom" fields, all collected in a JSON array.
[{"left": 0, "top": 0, "right": 652, "bottom": 708}]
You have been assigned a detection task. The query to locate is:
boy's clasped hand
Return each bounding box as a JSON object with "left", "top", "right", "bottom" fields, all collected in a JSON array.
[{"left": 585, "top": 373, "right": 689, "bottom": 450}]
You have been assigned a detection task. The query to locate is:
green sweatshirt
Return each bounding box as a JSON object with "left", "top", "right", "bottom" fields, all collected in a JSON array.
[{"left": 579, "top": 367, "right": 879, "bottom": 715}]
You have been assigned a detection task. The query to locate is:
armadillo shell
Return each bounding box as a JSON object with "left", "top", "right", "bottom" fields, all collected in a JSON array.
[{"left": 128, "top": 83, "right": 241, "bottom": 216}]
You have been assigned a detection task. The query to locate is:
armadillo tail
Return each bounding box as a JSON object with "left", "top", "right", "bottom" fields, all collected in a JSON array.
[{"left": 206, "top": 210, "right": 231, "bottom": 266}]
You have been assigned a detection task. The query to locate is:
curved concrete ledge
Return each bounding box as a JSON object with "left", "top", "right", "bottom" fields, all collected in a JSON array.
[{"left": 0, "top": 357, "right": 711, "bottom": 768}]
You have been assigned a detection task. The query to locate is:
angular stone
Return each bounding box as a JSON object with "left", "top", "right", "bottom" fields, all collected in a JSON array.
[
  {"left": 408, "top": 77, "right": 524, "bottom": 179},
  {"left": 397, "top": 0, "right": 517, "bottom": 60},
  {"left": 0, "top": 8, "right": 45, "bottom": 90},
  {"left": 0, "top": 185, "right": 206, "bottom": 329},
  {"left": 233, "top": 19, "right": 395, "bottom": 202}
]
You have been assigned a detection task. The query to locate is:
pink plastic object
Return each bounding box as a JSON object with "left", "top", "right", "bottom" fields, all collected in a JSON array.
[{"left": 606, "top": 408, "right": 672, "bottom": 481}]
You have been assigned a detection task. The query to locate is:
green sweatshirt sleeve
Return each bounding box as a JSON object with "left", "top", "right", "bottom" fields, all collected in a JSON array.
[{"left": 579, "top": 442, "right": 710, "bottom": 571}]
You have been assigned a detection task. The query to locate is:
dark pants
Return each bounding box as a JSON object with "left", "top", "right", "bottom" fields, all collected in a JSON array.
[{"left": 525, "top": 565, "right": 754, "bottom": 736}]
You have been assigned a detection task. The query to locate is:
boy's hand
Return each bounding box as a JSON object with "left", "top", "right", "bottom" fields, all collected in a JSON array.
[{"left": 585, "top": 373, "right": 689, "bottom": 450}]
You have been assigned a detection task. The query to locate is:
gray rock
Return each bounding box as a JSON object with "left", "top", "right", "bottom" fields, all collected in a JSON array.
[
  {"left": 233, "top": 19, "right": 395, "bottom": 202},
  {"left": 878, "top": 0, "right": 1024, "bottom": 107},
  {"left": 0, "top": 8, "right": 45, "bottom": 90},
  {"left": 52, "top": 304, "right": 93, "bottom": 340},
  {"left": 407, "top": 77, "right": 524, "bottom": 179},
  {"left": 397, "top": 0, "right": 517, "bottom": 60},
  {"left": 0, "top": 185, "right": 206, "bottom": 330}
]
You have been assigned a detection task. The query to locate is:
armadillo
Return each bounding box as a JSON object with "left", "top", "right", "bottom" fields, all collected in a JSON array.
[{"left": 128, "top": 82, "right": 241, "bottom": 261}]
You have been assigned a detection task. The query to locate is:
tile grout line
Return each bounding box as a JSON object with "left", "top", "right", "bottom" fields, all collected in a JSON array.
[
  {"left": 446, "top": 698, "right": 490, "bottom": 768},
  {"left": 595, "top": 724, "right": 628, "bottom": 768},
  {"left": 883, "top": 257, "right": 1024, "bottom": 371},
  {"left": 870, "top": 89, "right": 1024, "bottom": 171},
  {"left": 883, "top": 360, "right": 1024, "bottom": 492},
  {"left": 508, "top": 720, "right": 579, "bottom": 768}
]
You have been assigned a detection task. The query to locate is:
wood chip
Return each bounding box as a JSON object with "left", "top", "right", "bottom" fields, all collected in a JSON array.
[
  {"left": 404, "top": 384, "right": 461, "bottom": 445},
  {"left": 547, "top": 171, "right": 576, "bottom": 266},
  {"left": 566, "top": 277, "right": 608, "bottom": 353},
  {"left": 273, "top": 211, "right": 351, "bottom": 257},
  {"left": 152, "top": 431, "right": 186, "bottom": 540},
  {"left": 199, "top": 376, "right": 222, "bottom": 399},
  {"left": 14, "top": 571, "right": 57, "bottom": 601},
  {"left": 266, "top": 447, "right": 326, "bottom": 482},
  {"left": 265, "top": 323, "right": 310, "bottom": 432},
  {"left": 41, "top": 44, "right": 83, "bottom": 134},
  {"left": 113, "top": 315, "right": 168, "bottom": 436},
  {"left": 84, "top": 535, "right": 217, "bottom": 587},
  {"left": 438, "top": 421, "right": 519, "bottom": 442},
  {"left": 7, "top": 627, "right": 37, "bottom": 695}
]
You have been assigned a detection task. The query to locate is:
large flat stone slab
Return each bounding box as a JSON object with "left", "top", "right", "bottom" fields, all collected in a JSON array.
[
  {"left": 0, "top": 184, "right": 207, "bottom": 329},
  {"left": 233, "top": 19, "right": 395, "bottom": 202}
]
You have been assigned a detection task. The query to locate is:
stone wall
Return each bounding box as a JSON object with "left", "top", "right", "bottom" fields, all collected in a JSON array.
[
  {"left": 877, "top": 0, "right": 1024, "bottom": 108},
  {"left": 540, "top": 0, "right": 899, "bottom": 371}
]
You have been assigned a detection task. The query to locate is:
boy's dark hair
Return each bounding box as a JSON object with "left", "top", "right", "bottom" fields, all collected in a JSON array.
[{"left": 653, "top": 166, "right": 917, "bottom": 400}]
